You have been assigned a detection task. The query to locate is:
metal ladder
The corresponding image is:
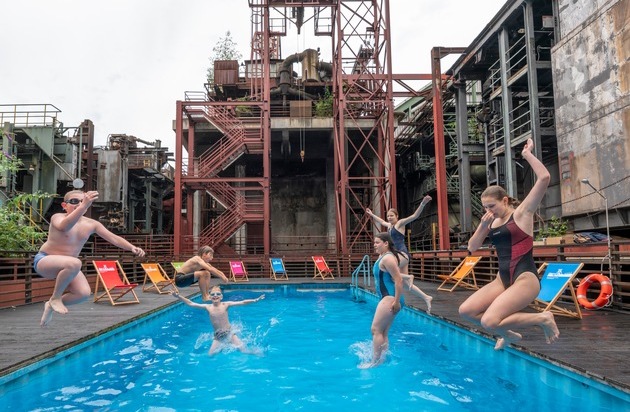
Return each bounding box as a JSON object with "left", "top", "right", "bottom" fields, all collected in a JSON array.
[{"left": 351, "top": 254, "right": 372, "bottom": 300}]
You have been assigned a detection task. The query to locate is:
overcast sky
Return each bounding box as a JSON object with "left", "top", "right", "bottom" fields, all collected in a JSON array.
[{"left": 2, "top": 0, "right": 506, "bottom": 151}]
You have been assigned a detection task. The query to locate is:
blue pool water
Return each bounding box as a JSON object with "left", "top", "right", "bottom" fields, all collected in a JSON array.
[{"left": 1, "top": 285, "right": 628, "bottom": 411}]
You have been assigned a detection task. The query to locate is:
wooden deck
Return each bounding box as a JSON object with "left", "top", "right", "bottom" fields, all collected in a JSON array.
[{"left": 0, "top": 278, "right": 628, "bottom": 393}]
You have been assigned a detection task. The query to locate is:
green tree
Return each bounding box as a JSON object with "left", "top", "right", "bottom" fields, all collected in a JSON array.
[
  {"left": 206, "top": 31, "right": 243, "bottom": 83},
  {"left": 0, "top": 151, "right": 51, "bottom": 253}
]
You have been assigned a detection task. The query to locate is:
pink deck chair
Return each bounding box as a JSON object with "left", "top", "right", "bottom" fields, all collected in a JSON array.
[{"left": 229, "top": 260, "right": 249, "bottom": 282}]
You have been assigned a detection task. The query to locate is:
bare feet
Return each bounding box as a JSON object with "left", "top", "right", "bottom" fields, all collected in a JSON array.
[
  {"left": 202, "top": 294, "right": 211, "bottom": 301},
  {"left": 540, "top": 311, "right": 560, "bottom": 344},
  {"left": 494, "top": 330, "right": 522, "bottom": 350},
  {"left": 40, "top": 301, "right": 54, "bottom": 327},
  {"left": 425, "top": 295, "right": 433, "bottom": 314},
  {"left": 48, "top": 297, "right": 68, "bottom": 315}
]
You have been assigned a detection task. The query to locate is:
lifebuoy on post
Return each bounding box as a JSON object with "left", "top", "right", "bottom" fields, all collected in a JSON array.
[{"left": 577, "top": 274, "right": 613, "bottom": 310}]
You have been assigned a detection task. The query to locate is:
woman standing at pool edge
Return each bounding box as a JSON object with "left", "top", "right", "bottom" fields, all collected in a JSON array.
[
  {"left": 459, "top": 138, "right": 559, "bottom": 350},
  {"left": 368, "top": 232, "right": 404, "bottom": 367},
  {"left": 366, "top": 195, "right": 433, "bottom": 312}
]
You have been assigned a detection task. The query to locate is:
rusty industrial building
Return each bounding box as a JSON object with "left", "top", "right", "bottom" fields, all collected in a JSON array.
[
  {"left": 173, "top": 0, "right": 629, "bottom": 251},
  {"left": 1, "top": 0, "right": 629, "bottom": 310}
]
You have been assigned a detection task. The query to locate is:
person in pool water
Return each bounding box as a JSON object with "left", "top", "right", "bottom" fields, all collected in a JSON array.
[
  {"left": 171, "top": 286, "right": 265, "bottom": 355},
  {"left": 367, "top": 232, "right": 404, "bottom": 367},
  {"left": 34, "top": 190, "right": 145, "bottom": 327},
  {"left": 174, "top": 246, "right": 229, "bottom": 301},
  {"left": 366, "top": 195, "right": 433, "bottom": 313},
  {"left": 459, "top": 138, "right": 560, "bottom": 350}
]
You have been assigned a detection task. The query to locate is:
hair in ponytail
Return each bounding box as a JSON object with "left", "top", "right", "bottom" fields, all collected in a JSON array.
[{"left": 375, "top": 232, "right": 401, "bottom": 265}]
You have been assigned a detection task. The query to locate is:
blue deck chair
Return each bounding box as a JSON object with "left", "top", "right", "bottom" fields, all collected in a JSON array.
[
  {"left": 530, "top": 262, "right": 584, "bottom": 319},
  {"left": 270, "top": 257, "right": 288, "bottom": 280}
]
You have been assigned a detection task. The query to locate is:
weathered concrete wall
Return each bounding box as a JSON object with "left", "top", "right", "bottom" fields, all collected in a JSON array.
[
  {"left": 557, "top": 0, "right": 613, "bottom": 35},
  {"left": 553, "top": 0, "right": 630, "bottom": 215},
  {"left": 270, "top": 175, "right": 329, "bottom": 251}
]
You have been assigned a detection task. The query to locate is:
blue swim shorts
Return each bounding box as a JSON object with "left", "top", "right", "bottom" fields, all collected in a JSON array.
[{"left": 33, "top": 251, "right": 48, "bottom": 273}]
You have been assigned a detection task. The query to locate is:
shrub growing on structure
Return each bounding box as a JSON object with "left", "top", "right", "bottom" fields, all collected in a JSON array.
[
  {"left": 0, "top": 152, "right": 51, "bottom": 253},
  {"left": 314, "top": 88, "right": 334, "bottom": 117}
]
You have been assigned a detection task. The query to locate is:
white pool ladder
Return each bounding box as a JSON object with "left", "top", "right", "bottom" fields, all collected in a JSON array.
[{"left": 351, "top": 255, "right": 372, "bottom": 300}]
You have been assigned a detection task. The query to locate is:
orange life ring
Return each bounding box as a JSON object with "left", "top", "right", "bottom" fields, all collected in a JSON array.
[{"left": 577, "top": 274, "right": 613, "bottom": 310}]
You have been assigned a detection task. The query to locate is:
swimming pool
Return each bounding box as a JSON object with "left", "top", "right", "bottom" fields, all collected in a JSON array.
[{"left": 1, "top": 285, "right": 628, "bottom": 411}]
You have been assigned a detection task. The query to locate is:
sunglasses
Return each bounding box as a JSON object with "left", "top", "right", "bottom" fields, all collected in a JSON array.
[
  {"left": 65, "top": 198, "right": 83, "bottom": 205},
  {"left": 210, "top": 292, "right": 222, "bottom": 297}
]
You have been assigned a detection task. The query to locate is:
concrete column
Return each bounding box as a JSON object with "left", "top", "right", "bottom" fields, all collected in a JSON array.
[{"left": 455, "top": 83, "right": 472, "bottom": 234}]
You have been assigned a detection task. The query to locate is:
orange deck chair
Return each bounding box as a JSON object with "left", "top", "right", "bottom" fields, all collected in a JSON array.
[
  {"left": 270, "top": 257, "right": 289, "bottom": 280},
  {"left": 437, "top": 256, "right": 482, "bottom": 292},
  {"left": 229, "top": 261, "right": 249, "bottom": 282},
  {"left": 312, "top": 256, "right": 334, "bottom": 280},
  {"left": 141, "top": 263, "right": 178, "bottom": 294},
  {"left": 93, "top": 260, "right": 140, "bottom": 305}
]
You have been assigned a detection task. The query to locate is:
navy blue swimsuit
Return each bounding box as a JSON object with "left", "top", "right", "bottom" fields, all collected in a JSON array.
[
  {"left": 388, "top": 227, "right": 410, "bottom": 261},
  {"left": 489, "top": 214, "right": 537, "bottom": 287}
]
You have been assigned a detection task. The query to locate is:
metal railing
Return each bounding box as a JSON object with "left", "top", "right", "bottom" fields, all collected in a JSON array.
[
  {"left": 0, "top": 104, "right": 61, "bottom": 128},
  {"left": 351, "top": 254, "right": 372, "bottom": 288}
]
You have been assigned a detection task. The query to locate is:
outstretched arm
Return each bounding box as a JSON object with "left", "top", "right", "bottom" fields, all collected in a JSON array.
[
  {"left": 94, "top": 222, "right": 145, "bottom": 257},
  {"left": 396, "top": 195, "right": 432, "bottom": 228},
  {"left": 171, "top": 291, "right": 206, "bottom": 309},
  {"left": 226, "top": 294, "right": 265, "bottom": 307},
  {"left": 203, "top": 263, "right": 229, "bottom": 282},
  {"left": 365, "top": 208, "right": 390, "bottom": 228}
]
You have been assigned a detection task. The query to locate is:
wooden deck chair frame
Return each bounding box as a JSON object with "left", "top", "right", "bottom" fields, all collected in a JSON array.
[
  {"left": 141, "top": 263, "right": 178, "bottom": 294},
  {"left": 229, "top": 260, "right": 249, "bottom": 282},
  {"left": 530, "top": 262, "right": 584, "bottom": 319},
  {"left": 312, "top": 256, "right": 334, "bottom": 280},
  {"left": 269, "top": 257, "right": 288, "bottom": 280},
  {"left": 93, "top": 260, "right": 140, "bottom": 305},
  {"left": 437, "top": 256, "right": 482, "bottom": 292}
]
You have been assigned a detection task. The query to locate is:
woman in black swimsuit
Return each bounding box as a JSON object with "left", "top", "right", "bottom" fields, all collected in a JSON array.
[{"left": 459, "top": 138, "right": 560, "bottom": 350}]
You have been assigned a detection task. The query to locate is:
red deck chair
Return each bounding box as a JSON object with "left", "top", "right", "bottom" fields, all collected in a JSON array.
[
  {"left": 93, "top": 260, "right": 140, "bottom": 305},
  {"left": 229, "top": 261, "right": 249, "bottom": 282},
  {"left": 312, "top": 256, "right": 334, "bottom": 280}
]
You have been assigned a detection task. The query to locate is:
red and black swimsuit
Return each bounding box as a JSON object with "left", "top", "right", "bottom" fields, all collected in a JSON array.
[{"left": 489, "top": 214, "right": 538, "bottom": 287}]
